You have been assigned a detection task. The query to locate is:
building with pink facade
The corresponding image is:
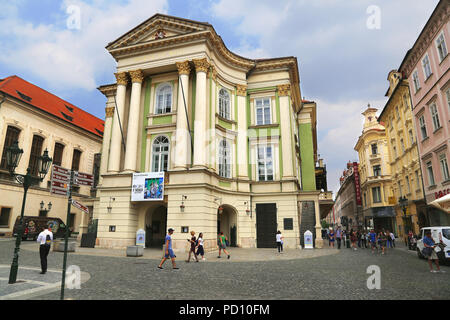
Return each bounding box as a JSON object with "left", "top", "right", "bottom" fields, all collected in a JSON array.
[{"left": 399, "top": 0, "right": 450, "bottom": 226}]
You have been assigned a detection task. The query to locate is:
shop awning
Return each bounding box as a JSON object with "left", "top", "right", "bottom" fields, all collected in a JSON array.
[{"left": 429, "top": 194, "right": 450, "bottom": 213}]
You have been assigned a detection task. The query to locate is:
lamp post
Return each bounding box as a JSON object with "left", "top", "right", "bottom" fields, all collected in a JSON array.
[{"left": 6, "top": 141, "right": 52, "bottom": 284}]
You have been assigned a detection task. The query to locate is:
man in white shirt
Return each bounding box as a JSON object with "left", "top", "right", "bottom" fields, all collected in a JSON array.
[{"left": 36, "top": 226, "right": 53, "bottom": 274}]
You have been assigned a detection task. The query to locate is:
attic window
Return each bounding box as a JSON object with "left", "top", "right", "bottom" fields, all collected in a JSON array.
[
  {"left": 95, "top": 129, "right": 104, "bottom": 136},
  {"left": 16, "top": 90, "right": 32, "bottom": 102},
  {"left": 65, "top": 105, "right": 74, "bottom": 113},
  {"left": 61, "top": 112, "right": 73, "bottom": 122}
]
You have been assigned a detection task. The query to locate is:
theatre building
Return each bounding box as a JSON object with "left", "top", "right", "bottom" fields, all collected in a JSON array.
[{"left": 94, "top": 14, "right": 327, "bottom": 251}]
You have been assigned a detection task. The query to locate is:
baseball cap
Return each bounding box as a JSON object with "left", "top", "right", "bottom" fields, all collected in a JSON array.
[{"left": 168, "top": 228, "right": 174, "bottom": 232}]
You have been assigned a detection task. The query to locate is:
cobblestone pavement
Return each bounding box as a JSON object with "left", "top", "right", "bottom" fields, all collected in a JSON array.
[{"left": 0, "top": 238, "right": 449, "bottom": 300}]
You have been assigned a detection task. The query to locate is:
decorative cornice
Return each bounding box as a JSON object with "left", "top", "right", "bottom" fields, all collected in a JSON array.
[
  {"left": 105, "top": 107, "right": 115, "bottom": 118},
  {"left": 129, "top": 69, "right": 144, "bottom": 83},
  {"left": 193, "top": 58, "right": 210, "bottom": 73},
  {"left": 236, "top": 84, "right": 247, "bottom": 96},
  {"left": 97, "top": 83, "right": 117, "bottom": 97},
  {"left": 277, "top": 84, "right": 291, "bottom": 96},
  {"left": 114, "top": 72, "right": 129, "bottom": 86},
  {"left": 176, "top": 61, "right": 191, "bottom": 75}
]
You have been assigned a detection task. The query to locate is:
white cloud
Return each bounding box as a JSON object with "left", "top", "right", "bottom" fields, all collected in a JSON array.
[{"left": 0, "top": 0, "right": 168, "bottom": 91}]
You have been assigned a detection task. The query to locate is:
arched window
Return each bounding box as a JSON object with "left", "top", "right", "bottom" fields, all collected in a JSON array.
[
  {"left": 218, "top": 139, "right": 231, "bottom": 178},
  {"left": 0, "top": 126, "right": 21, "bottom": 170},
  {"left": 152, "top": 136, "right": 169, "bottom": 172},
  {"left": 155, "top": 83, "right": 172, "bottom": 114},
  {"left": 219, "top": 89, "right": 230, "bottom": 119}
]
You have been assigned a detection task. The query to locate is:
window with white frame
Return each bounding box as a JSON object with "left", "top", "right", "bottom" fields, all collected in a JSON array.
[
  {"left": 435, "top": 32, "right": 448, "bottom": 62},
  {"left": 373, "top": 165, "right": 381, "bottom": 177},
  {"left": 419, "top": 115, "right": 427, "bottom": 139},
  {"left": 257, "top": 145, "right": 274, "bottom": 181},
  {"left": 218, "top": 88, "right": 231, "bottom": 119},
  {"left": 430, "top": 103, "right": 441, "bottom": 131},
  {"left": 371, "top": 143, "right": 378, "bottom": 155},
  {"left": 413, "top": 70, "right": 420, "bottom": 92},
  {"left": 440, "top": 153, "right": 450, "bottom": 181},
  {"left": 422, "top": 54, "right": 432, "bottom": 79},
  {"left": 372, "top": 186, "right": 381, "bottom": 203},
  {"left": 218, "top": 139, "right": 231, "bottom": 178},
  {"left": 155, "top": 83, "right": 172, "bottom": 114},
  {"left": 152, "top": 136, "right": 169, "bottom": 172},
  {"left": 426, "top": 161, "right": 435, "bottom": 186},
  {"left": 255, "top": 98, "right": 271, "bottom": 125}
]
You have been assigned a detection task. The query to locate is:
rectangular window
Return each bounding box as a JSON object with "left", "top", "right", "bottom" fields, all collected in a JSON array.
[
  {"left": 435, "top": 32, "right": 448, "bottom": 62},
  {"left": 257, "top": 145, "right": 274, "bottom": 181},
  {"left": 255, "top": 98, "right": 271, "bottom": 125},
  {"left": 0, "top": 207, "right": 11, "bottom": 227},
  {"left": 409, "top": 129, "right": 414, "bottom": 146},
  {"left": 419, "top": 115, "right": 427, "bottom": 139},
  {"left": 0, "top": 126, "right": 21, "bottom": 170},
  {"left": 364, "top": 193, "right": 367, "bottom": 207},
  {"left": 283, "top": 218, "right": 293, "bottom": 230},
  {"left": 446, "top": 88, "right": 450, "bottom": 112},
  {"left": 430, "top": 103, "right": 441, "bottom": 131},
  {"left": 71, "top": 149, "right": 82, "bottom": 172},
  {"left": 427, "top": 161, "right": 435, "bottom": 186},
  {"left": 28, "top": 135, "right": 44, "bottom": 176},
  {"left": 372, "top": 187, "right": 381, "bottom": 203},
  {"left": 413, "top": 70, "right": 420, "bottom": 92},
  {"left": 371, "top": 143, "right": 378, "bottom": 155},
  {"left": 415, "top": 170, "right": 421, "bottom": 189},
  {"left": 440, "top": 154, "right": 450, "bottom": 181},
  {"left": 373, "top": 165, "right": 381, "bottom": 177},
  {"left": 422, "top": 54, "right": 432, "bottom": 79},
  {"left": 53, "top": 143, "right": 64, "bottom": 166}
]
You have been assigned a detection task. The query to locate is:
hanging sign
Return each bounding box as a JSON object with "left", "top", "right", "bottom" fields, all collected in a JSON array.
[{"left": 131, "top": 172, "right": 165, "bottom": 201}]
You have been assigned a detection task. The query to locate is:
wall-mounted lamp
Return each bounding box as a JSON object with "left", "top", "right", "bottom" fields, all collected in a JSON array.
[
  {"left": 244, "top": 201, "right": 251, "bottom": 216},
  {"left": 180, "top": 195, "right": 187, "bottom": 212},
  {"left": 214, "top": 197, "right": 223, "bottom": 214},
  {"left": 107, "top": 197, "right": 115, "bottom": 213}
]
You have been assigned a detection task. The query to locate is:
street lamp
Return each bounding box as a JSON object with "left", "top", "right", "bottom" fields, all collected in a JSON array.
[
  {"left": 39, "top": 201, "right": 52, "bottom": 216},
  {"left": 6, "top": 141, "right": 52, "bottom": 284}
]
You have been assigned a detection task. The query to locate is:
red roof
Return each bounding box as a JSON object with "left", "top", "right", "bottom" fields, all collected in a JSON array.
[{"left": 0, "top": 76, "right": 104, "bottom": 138}]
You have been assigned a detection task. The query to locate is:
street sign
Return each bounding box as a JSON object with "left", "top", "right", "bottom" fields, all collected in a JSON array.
[
  {"left": 71, "top": 199, "right": 89, "bottom": 214},
  {"left": 73, "top": 171, "right": 94, "bottom": 187},
  {"left": 51, "top": 165, "right": 71, "bottom": 196}
]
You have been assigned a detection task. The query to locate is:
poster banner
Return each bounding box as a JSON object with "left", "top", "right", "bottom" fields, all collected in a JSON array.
[{"left": 131, "top": 172, "right": 164, "bottom": 201}]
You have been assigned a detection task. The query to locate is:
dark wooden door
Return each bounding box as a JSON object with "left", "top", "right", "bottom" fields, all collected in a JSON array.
[{"left": 256, "top": 203, "right": 277, "bottom": 248}]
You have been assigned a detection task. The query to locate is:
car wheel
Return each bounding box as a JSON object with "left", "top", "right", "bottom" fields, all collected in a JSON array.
[{"left": 417, "top": 248, "right": 424, "bottom": 259}]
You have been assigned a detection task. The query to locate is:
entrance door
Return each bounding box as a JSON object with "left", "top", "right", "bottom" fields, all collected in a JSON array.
[{"left": 256, "top": 203, "right": 277, "bottom": 248}]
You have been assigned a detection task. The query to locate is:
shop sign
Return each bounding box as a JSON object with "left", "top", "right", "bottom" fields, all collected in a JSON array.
[{"left": 435, "top": 188, "right": 450, "bottom": 200}]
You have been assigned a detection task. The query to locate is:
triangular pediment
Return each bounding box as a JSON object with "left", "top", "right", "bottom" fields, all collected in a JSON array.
[{"left": 106, "top": 14, "right": 209, "bottom": 51}]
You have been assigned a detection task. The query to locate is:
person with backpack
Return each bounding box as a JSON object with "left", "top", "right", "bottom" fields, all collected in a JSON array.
[
  {"left": 196, "top": 232, "right": 205, "bottom": 261},
  {"left": 36, "top": 225, "right": 53, "bottom": 274},
  {"left": 186, "top": 231, "right": 199, "bottom": 262},
  {"left": 217, "top": 231, "right": 230, "bottom": 259}
]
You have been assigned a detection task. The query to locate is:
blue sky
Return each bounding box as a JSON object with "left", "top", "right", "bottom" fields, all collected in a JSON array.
[{"left": 0, "top": 0, "right": 440, "bottom": 195}]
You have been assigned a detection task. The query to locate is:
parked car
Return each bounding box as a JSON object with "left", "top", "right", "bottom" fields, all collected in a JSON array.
[
  {"left": 416, "top": 226, "right": 450, "bottom": 262},
  {"left": 13, "top": 216, "right": 69, "bottom": 241}
]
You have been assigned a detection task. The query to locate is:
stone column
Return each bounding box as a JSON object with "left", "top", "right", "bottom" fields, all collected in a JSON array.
[
  {"left": 278, "top": 84, "right": 295, "bottom": 179},
  {"left": 209, "top": 66, "right": 217, "bottom": 170},
  {"left": 98, "top": 85, "right": 116, "bottom": 183},
  {"left": 124, "top": 69, "right": 144, "bottom": 172},
  {"left": 174, "top": 61, "right": 191, "bottom": 169},
  {"left": 192, "top": 58, "right": 209, "bottom": 169},
  {"left": 314, "top": 199, "right": 324, "bottom": 248},
  {"left": 108, "top": 72, "right": 128, "bottom": 173},
  {"left": 236, "top": 84, "right": 248, "bottom": 178}
]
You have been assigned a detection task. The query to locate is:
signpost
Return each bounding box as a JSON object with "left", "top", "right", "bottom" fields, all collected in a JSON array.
[{"left": 49, "top": 165, "right": 94, "bottom": 300}]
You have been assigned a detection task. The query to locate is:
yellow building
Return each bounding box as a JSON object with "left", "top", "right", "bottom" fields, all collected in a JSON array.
[
  {"left": 355, "top": 105, "right": 395, "bottom": 232},
  {"left": 378, "top": 70, "right": 426, "bottom": 239}
]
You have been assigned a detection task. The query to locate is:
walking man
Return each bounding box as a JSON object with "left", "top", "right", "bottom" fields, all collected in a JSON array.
[
  {"left": 36, "top": 225, "right": 53, "bottom": 274},
  {"left": 369, "top": 229, "right": 377, "bottom": 254},
  {"left": 217, "top": 231, "right": 231, "bottom": 259},
  {"left": 158, "top": 228, "right": 179, "bottom": 270},
  {"left": 336, "top": 226, "right": 342, "bottom": 249}
]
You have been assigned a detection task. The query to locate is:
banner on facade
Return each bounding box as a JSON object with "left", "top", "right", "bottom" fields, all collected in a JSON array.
[{"left": 131, "top": 172, "right": 164, "bottom": 201}]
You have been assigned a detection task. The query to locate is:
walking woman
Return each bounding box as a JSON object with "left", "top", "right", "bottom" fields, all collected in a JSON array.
[
  {"left": 276, "top": 230, "right": 284, "bottom": 253},
  {"left": 377, "top": 230, "right": 387, "bottom": 255},
  {"left": 350, "top": 231, "right": 358, "bottom": 250},
  {"left": 328, "top": 229, "right": 335, "bottom": 248},
  {"left": 186, "top": 231, "right": 199, "bottom": 262},
  {"left": 217, "top": 232, "right": 230, "bottom": 259},
  {"left": 196, "top": 232, "right": 205, "bottom": 261}
]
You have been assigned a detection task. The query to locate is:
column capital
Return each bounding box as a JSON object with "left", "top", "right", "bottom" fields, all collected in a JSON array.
[
  {"left": 236, "top": 84, "right": 247, "bottom": 96},
  {"left": 129, "top": 69, "right": 144, "bottom": 83},
  {"left": 193, "top": 58, "right": 210, "bottom": 73},
  {"left": 176, "top": 61, "right": 191, "bottom": 76},
  {"left": 277, "top": 84, "right": 291, "bottom": 96},
  {"left": 114, "top": 72, "right": 129, "bottom": 86},
  {"left": 105, "top": 107, "right": 115, "bottom": 118}
]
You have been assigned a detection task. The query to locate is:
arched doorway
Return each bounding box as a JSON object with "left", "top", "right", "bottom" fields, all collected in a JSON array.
[
  {"left": 217, "top": 204, "right": 238, "bottom": 247},
  {"left": 145, "top": 205, "right": 167, "bottom": 248}
]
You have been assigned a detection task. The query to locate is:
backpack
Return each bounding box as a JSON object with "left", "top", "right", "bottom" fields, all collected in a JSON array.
[{"left": 45, "top": 234, "right": 51, "bottom": 245}]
